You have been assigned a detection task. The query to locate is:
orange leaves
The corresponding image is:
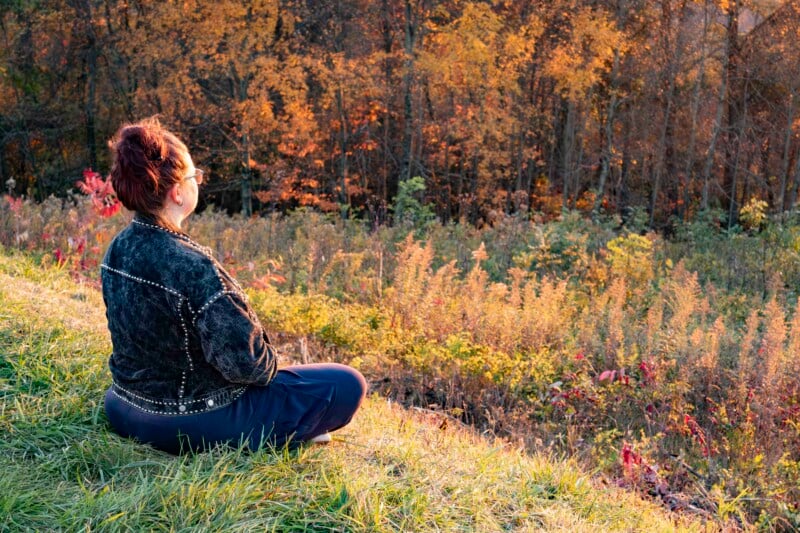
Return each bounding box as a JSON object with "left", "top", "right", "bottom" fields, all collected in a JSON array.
[
  {"left": 254, "top": 167, "right": 338, "bottom": 212},
  {"left": 278, "top": 101, "right": 320, "bottom": 157},
  {"left": 501, "top": 17, "right": 543, "bottom": 72},
  {"left": 132, "top": 0, "right": 299, "bottom": 164},
  {"left": 250, "top": 271, "right": 287, "bottom": 290},
  {"left": 420, "top": 3, "right": 506, "bottom": 90},
  {"left": 471, "top": 241, "right": 488, "bottom": 263},
  {"left": 543, "top": 7, "right": 628, "bottom": 101},
  {"left": 278, "top": 139, "right": 319, "bottom": 158}
]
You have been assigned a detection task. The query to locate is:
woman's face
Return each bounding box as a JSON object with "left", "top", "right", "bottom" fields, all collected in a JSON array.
[{"left": 179, "top": 153, "right": 201, "bottom": 218}]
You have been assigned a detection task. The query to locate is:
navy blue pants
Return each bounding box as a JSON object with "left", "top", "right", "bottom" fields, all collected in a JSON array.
[{"left": 104, "top": 363, "right": 367, "bottom": 454}]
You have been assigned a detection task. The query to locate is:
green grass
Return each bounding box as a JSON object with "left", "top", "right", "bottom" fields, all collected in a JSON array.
[{"left": 0, "top": 251, "right": 708, "bottom": 532}]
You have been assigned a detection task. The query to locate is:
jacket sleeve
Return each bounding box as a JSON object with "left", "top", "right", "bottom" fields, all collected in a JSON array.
[{"left": 194, "top": 291, "right": 277, "bottom": 385}]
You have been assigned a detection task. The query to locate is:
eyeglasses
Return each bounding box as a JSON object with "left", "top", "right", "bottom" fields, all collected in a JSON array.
[{"left": 184, "top": 168, "right": 205, "bottom": 184}]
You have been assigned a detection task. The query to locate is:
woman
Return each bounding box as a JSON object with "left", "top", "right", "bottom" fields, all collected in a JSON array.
[{"left": 101, "top": 118, "right": 367, "bottom": 454}]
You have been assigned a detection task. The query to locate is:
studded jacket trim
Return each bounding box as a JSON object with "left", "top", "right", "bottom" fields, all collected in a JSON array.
[{"left": 110, "top": 382, "right": 247, "bottom": 416}]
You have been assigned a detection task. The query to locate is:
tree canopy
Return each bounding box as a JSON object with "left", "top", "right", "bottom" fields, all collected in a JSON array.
[{"left": 1, "top": 0, "right": 798, "bottom": 227}]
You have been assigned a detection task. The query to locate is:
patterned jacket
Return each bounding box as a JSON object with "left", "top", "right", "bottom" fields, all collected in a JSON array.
[{"left": 101, "top": 214, "right": 277, "bottom": 415}]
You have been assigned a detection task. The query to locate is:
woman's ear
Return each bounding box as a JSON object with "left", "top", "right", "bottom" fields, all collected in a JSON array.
[{"left": 167, "top": 182, "right": 184, "bottom": 207}]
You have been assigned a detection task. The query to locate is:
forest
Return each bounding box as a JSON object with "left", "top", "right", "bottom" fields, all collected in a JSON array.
[{"left": 2, "top": 0, "right": 799, "bottom": 227}]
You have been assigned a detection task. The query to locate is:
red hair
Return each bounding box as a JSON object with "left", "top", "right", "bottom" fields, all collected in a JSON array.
[{"left": 109, "top": 117, "right": 188, "bottom": 229}]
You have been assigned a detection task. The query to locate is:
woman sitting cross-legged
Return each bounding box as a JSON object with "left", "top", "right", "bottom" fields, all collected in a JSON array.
[{"left": 101, "top": 117, "right": 367, "bottom": 454}]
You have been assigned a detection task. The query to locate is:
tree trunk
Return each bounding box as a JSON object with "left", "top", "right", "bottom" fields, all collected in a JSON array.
[
  {"left": 619, "top": 123, "right": 631, "bottom": 212},
  {"left": 415, "top": 79, "right": 425, "bottom": 177},
  {"left": 547, "top": 93, "right": 560, "bottom": 198},
  {"left": 443, "top": 142, "right": 451, "bottom": 222},
  {"left": 514, "top": 123, "right": 523, "bottom": 194},
  {"left": 241, "top": 132, "right": 252, "bottom": 217},
  {"left": 72, "top": 0, "right": 98, "bottom": 169},
  {"left": 778, "top": 90, "right": 796, "bottom": 212},
  {"left": 649, "top": 0, "right": 688, "bottom": 228},
  {"left": 571, "top": 89, "right": 591, "bottom": 211},
  {"left": 399, "top": 0, "right": 417, "bottom": 185},
  {"left": 457, "top": 149, "right": 465, "bottom": 220},
  {"left": 727, "top": 72, "right": 750, "bottom": 229},
  {"left": 103, "top": 0, "right": 135, "bottom": 120},
  {"left": 760, "top": 137, "right": 771, "bottom": 204},
  {"left": 724, "top": 0, "right": 741, "bottom": 228},
  {"left": 789, "top": 146, "right": 800, "bottom": 209},
  {"left": 683, "top": 1, "right": 710, "bottom": 220},
  {"left": 649, "top": 88, "right": 675, "bottom": 228},
  {"left": 85, "top": 42, "right": 97, "bottom": 170},
  {"left": 702, "top": 6, "right": 736, "bottom": 210},
  {"left": 560, "top": 99, "right": 575, "bottom": 209},
  {"left": 336, "top": 86, "right": 349, "bottom": 215},
  {"left": 381, "top": 0, "right": 393, "bottom": 204},
  {"left": 593, "top": 49, "right": 620, "bottom": 217},
  {"left": 742, "top": 149, "right": 754, "bottom": 212}
]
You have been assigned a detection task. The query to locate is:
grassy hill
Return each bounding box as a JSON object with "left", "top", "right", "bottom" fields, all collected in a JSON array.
[{"left": 0, "top": 251, "right": 707, "bottom": 532}]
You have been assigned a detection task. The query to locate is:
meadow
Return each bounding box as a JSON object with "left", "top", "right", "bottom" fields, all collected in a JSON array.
[
  {"left": 3, "top": 192, "right": 800, "bottom": 530},
  {"left": 2, "top": 250, "right": 711, "bottom": 532}
]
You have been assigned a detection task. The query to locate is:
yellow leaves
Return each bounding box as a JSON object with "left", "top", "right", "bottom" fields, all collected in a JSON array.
[
  {"left": 605, "top": 233, "right": 655, "bottom": 288},
  {"left": 504, "top": 17, "right": 543, "bottom": 62},
  {"left": 132, "top": 0, "right": 310, "bottom": 162},
  {"left": 421, "top": 2, "right": 533, "bottom": 92},
  {"left": 416, "top": 2, "right": 541, "bottom": 166},
  {"left": 500, "top": 18, "right": 543, "bottom": 77},
  {"left": 543, "top": 7, "right": 629, "bottom": 101},
  {"left": 385, "top": 235, "right": 575, "bottom": 356},
  {"left": 504, "top": 33, "right": 528, "bottom": 58},
  {"left": 739, "top": 197, "right": 769, "bottom": 231}
]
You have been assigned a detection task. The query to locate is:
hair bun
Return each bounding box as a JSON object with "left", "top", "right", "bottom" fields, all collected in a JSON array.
[
  {"left": 123, "top": 123, "right": 166, "bottom": 165},
  {"left": 145, "top": 137, "right": 167, "bottom": 165},
  {"left": 109, "top": 116, "right": 188, "bottom": 222}
]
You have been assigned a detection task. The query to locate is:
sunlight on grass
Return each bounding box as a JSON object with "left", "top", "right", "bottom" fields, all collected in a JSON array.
[{"left": 0, "top": 251, "right": 709, "bottom": 531}]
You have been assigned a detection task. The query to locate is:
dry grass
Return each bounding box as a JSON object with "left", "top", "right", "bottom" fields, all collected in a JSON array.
[{"left": 0, "top": 249, "right": 709, "bottom": 532}]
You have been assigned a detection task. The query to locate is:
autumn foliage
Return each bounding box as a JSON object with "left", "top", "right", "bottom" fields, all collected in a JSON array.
[{"left": 3, "top": 1, "right": 800, "bottom": 227}]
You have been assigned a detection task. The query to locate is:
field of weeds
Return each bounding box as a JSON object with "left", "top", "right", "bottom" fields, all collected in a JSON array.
[{"left": 2, "top": 193, "right": 800, "bottom": 528}]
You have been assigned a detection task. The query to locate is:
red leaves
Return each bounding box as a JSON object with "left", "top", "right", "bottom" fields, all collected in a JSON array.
[
  {"left": 76, "top": 168, "right": 109, "bottom": 195},
  {"left": 5, "top": 195, "right": 23, "bottom": 214},
  {"left": 683, "top": 414, "right": 714, "bottom": 457},
  {"left": 621, "top": 441, "right": 642, "bottom": 471},
  {"left": 620, "top": 441, "right": 661, "bottom": 486},
  {"left": 68, "top": 236, "right": 86, "bottom": 255},
  {"left": 620, "top": 442, "right": 680, "bottom": 512},
  {"left": 595, "top": 361, "right": 656, "bottom": 387},
  {"left": 76, "top": 168, "right": 121, "bottom": 218},
  {"left": 638, "top": 360, "right": 655, "bottom": 383}
]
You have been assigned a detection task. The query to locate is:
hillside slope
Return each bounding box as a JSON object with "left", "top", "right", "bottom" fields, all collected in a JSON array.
[{"left": 0, "top": 252, "right": 706, "bottom": 532}]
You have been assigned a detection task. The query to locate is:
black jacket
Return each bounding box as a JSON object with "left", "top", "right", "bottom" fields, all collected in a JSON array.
[{"left": 101, "top": 214, "right": 277, "bottom": 415}]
